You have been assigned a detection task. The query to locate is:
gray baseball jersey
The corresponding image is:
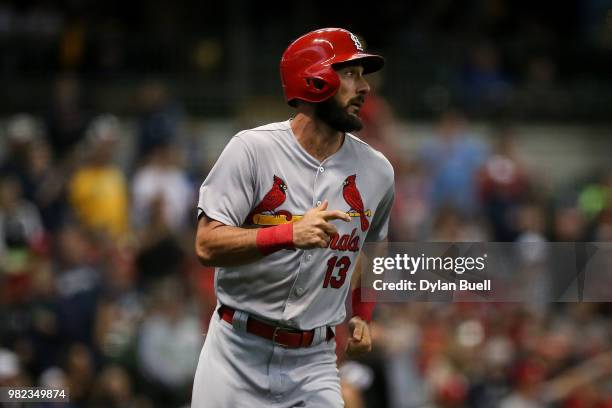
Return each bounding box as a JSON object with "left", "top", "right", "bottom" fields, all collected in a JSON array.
[{"left": 197, "top": 119, "right": 394, "bottom": 330}]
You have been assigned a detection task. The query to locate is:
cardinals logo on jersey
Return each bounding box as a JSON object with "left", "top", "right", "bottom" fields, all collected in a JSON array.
[
  {"left": 247, "top": 175, "right": 293, "bottom": 225},
  {"left": 342, "top": 174, "right": 371, "bottom": 232}
]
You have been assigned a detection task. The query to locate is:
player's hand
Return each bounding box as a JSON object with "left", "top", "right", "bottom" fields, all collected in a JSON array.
[
  {"left": 293, "top": 200, "right": 350, "bottom": 249},
  {"left": 345, "top": 316, "right": 372, "bottom": 357}
]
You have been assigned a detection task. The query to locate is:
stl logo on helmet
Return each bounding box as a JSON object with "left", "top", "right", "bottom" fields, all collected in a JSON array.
[{"left": 349, "top": 33, "right": 364, "bottom": 51}]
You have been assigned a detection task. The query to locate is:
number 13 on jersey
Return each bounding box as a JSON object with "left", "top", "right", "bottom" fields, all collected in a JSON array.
[{"left": 322, "top": 256, "right": 351, "bottom": 288}]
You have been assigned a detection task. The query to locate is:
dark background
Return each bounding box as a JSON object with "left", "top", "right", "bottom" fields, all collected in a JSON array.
[{"left": 2, "top": 0, "right": 612, "bottom": 120}]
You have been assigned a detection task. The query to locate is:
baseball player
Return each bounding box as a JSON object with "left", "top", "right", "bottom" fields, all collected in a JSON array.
[{"left": 192, "top": 28, "right": 394, "bottom": 407}]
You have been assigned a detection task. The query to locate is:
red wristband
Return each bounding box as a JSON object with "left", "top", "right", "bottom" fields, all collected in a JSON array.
[
  {"left": 256, "top": 223, "right": 295, "bottom": 255},
  {"left": 352, "top": 287, "right": 376, "bottom": 323}
]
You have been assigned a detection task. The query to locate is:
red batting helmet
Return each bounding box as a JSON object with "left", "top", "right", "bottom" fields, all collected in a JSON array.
[{"left": 280, "top": 28, "right": 384, "bottom": 107}]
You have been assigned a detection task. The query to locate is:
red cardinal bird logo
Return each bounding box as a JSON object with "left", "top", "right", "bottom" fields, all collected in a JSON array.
[
  {"left": 247, "top": 175, "right": 292, "bottom": 224},
  {"left": 342, "top": 174, "right": 370, "bottom": 232}
]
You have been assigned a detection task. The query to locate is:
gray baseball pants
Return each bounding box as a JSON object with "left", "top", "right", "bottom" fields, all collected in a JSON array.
[{"left": 191, "top": 307, "right": 343, "bottom": 407}]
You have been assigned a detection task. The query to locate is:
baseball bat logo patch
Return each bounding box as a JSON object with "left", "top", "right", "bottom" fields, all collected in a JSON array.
[{"left": 246, "top": 175, "right": 293, "bottom": 224}]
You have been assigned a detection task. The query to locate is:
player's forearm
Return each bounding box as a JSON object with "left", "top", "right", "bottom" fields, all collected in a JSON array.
[{"left": 195, "top": 224, "right": 264, "bottom": 267}]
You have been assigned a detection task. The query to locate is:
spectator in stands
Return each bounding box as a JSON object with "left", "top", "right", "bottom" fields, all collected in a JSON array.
[
  {"left": 94, "top": 241, "right": 145, "bottom": 364},
  {"left": 478, "top": 125, "right": 532, "bottom": 241},
  {"left": 63, "top": 343, "right": 95, "bottom": 405},
  {"left": 90, "top": 364, "right": 152, "bottom": 408},
  {"left": 25, "top": 140, "right": 68, "bottom": 233},
  {"left": 0, "top": 114, "right": 44, "bottom": 194},
  {"left": 137, "top": 277, "right": 202, "bottom": 407},
  {"left": 0, "top": 348, "right": 26, "bottom": 387},
  {"left": 136, "top": 80, "right": 184, "bottom": 164},
  {"left": 68, "top": 115, "right": 129, "bottom": 239},
  {"left": 132, "top": 143, "right": 192, "bottom": 234},
  {"left": 53, "top": 224, "right": 101, "bottom": 347},
  {"left": 0, "top": 176, "right": 44, "bottom": 257},
  {"left": 1, "top": 114, "right": 67, "bottom": 232},
  {"left": 419, "top": 109, "right": 489, "bottom": 218}
]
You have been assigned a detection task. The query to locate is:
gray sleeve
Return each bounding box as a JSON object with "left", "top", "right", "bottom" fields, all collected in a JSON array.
[
  {"left": 197, "top": 136, "right": 255, "bottom": 226},
  {"left": 365, "top": 182, "right": 395, "bottom": 242}
]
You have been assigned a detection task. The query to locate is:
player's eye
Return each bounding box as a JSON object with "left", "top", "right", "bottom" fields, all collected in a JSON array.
[{"left": 340, "top": 69, "right": 354, "bottom": 77}]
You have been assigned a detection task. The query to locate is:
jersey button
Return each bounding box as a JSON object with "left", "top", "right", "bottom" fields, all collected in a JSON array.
[
  {"left": 307, "top": 254, "right": 312, "bottom": 261},
  {"left": 295, "top": 287, "right": 305, "bottom": 296},
  {"left": 319, "top": 166, "right": 325, "bottom": 173},
  {"left": 316, "top": 200, "right": 322, "bottom": 206}
]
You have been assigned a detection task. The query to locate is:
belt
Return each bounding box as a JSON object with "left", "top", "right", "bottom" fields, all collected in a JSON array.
[{"left": 218, "top": 305, "right": 334, "bottom": 349}]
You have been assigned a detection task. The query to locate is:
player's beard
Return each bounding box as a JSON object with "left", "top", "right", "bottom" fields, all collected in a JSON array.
[{"left": 315, "top": 96, "right": 364, "bottom": 133}]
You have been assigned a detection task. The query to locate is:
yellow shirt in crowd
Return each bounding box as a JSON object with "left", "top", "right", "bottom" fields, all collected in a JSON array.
[{"left": 69, "top": 166, "right": 129, "bottom": 238}]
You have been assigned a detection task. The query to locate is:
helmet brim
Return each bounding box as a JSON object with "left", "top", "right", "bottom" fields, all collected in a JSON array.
[{"left": 331, "top": 53, "right": 385, "bottom": 74}]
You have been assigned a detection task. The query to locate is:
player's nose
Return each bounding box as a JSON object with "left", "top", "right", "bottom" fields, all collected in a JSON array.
[{"left": 356, "top": 76, "right": 370, "bottom": 96}]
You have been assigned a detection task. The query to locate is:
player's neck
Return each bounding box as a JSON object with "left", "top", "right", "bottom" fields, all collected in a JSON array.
[{"left": 290, "top": 112, "right": 344, "bottom": 162}]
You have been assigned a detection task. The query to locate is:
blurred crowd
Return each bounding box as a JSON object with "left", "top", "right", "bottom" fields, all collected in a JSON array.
[
  {"left": 0, "top": 79, "right": 212, "bottom": 407},
  {"left": 0, "top": 82, "right": 610, "bottom": 407},
  {"left": 342, "top": 95, "right": 612, "bottom": 407},
  {"left": 341, "top": 303, "right": 612, "bottom": 408},
  {"left": 2, "top": 0, "right": 612, "bottom": 119}
]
